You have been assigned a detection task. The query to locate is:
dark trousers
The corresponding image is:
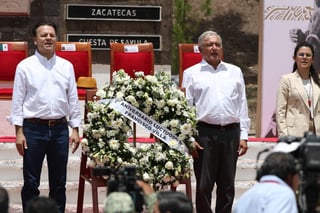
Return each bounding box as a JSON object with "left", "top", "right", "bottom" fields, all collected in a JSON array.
[
  {"left": 22, "top": 120, "right": 69, "bottom": 213},
  {"left": 194, "top": 122, "right": 240, "bottom": 213}
]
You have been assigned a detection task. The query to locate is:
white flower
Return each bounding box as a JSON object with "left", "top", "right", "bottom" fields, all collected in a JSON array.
[
  {"left": 155, "top": 152, "right": 165, "bottom": 161},
  {"left": 140, "top": 156, "right": 149, "bottom": 164},
  {"left": 143, "top": 172, "right": 151, "bottom": 181},
  {"left": 168, "top": 139, "right": 179, "bottom": 149},
  {"left": 135, "top": 71, "right": 145, "bottom": 77},
  {"left": 107, "top": 90, "right": 114, "bottom": 97},
  {"left": 164, "top": 161, "right": 174, "bottom": 170},
  {"left": 116, "top": 91, "right": 124, "bottom": 101},
  {"left": 109, "top": 139, "right": 120, "bottom": 150},
  {"left": 145, "top": 97, "right": 153, "bottom": 106},
  {"left": 189, "top": 137, "right": 196, "bottom": 142},
  {"left": 99, "top": 127, "right": 106, "bottom": 136},
  {"left": 92, "top": 130, "right": 101, "bottom": 139},
  {"left": 139, "top": 144, "right": 150, "bottom": 152},
  {"left": 169, "top": 119, "right": 179, "bottom": 128},
  {"left": 145, "top": 75, "right": 157, "bottom": 83},
  {"left": 167, "top": 98, "right": 178, "bottom": 106},
  {"left": 96, "top": 89, "right": 106, "bottom": 98},
  {"left": 180, "top": 123, "right": 192, "bottom": 135},
  {"left": 155, "top": 100, "right": 166, "bottom": 108},
  {"left": 117, "top": 157, "right": 123, "bottom": 164},
  {"left": 81, "top": 138, "right": 88, "bottom": 146},
  {"left": 106, "top": 130, "right": 117, "bottom": 137},
  {"left": 155, "top": 143, "right": 163, "bottom": 152},
  {"left": 98, "top": 139, "right": 105, "bottom": 148},
  {"left": 178, "top": 134, "right": 186, "bottom": 141},
  {"left": 111, "top": 119, "right": 123, "bottom": 129}
]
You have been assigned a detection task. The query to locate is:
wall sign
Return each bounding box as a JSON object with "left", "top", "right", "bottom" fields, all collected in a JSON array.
[
  {"left": 66, "top": 4, "right": 161, "bottom": 22},
  {"left": 67, "top": 34, "right": 162, "bottom": 50}
]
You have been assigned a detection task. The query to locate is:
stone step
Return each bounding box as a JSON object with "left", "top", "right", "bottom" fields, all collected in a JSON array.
[
  {"left": 1, "top": 180, "right": 107, "bottom": 205},
  {"left": 0, "top": 157, "right": 81, "bottom": 182},
  {"left": 9, "top": 204, "right": 105, "bottom": 213},
  {"left": 0, "top": 141, "right": 274, "bottom": 212}
]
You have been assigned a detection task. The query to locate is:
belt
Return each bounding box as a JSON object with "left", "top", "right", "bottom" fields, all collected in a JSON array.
[
  {"left": 197, "top": 121, "right": 240, "bottom": 130},
  {"left": 24, "top": 117, "right": 67, "bottom": 126}
]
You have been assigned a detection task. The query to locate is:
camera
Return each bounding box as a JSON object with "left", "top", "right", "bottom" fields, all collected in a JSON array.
[
  {"left": 93, "top": 166, "right": 145, "bottom": 212},
  {"left": 277, "top": 132, "right": 320, "bottom": 213}
]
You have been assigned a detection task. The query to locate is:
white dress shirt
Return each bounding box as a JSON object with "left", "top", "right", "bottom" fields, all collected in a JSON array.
[
  {"left": 10, "top": 51, "right": 81, "bottom": 128},
  {"left": 184, "top": 60, "right": 250, "bottom": 140},
  {"left": 233, "top": 175, "right": 298, "bottom": 213},
  {"left": 181, "top": 68, "right": 192, "bottom": 89}
]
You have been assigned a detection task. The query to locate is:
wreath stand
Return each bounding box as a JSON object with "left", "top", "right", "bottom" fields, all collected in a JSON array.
[{"left": 76, "top": 89, "right": 192, "bottom": 213}]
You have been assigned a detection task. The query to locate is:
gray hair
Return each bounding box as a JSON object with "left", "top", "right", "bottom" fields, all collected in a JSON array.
[{"left": 198, "top": 31, "right": 223, "bottom": 47}]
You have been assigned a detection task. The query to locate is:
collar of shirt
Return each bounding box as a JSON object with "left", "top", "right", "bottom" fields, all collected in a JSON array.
[
  {"left": 200, "top": 59, "right": 227, "bottom": 71},
  {"left": 259, "top": 175, "right": 288, "bottom": 187},
  {"left": 35, "top": 51, "right": 56, "bottom": 69}
]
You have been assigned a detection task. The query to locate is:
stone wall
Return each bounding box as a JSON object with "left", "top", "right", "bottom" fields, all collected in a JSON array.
[
  {"left": 0, "top": 0, "right": 260, "bottom": 82},
  {"left": 0, "top": 0, "right": 172, "bottom": 64}
]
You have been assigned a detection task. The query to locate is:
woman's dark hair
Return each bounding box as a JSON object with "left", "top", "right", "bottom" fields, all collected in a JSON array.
[
  {"left": 32, "top": 20, "right": 57, "bottom": 37},
  {"left": 157, "top": 191, "right": 193, "bottom": 213},
  {"left": 292, "top": 41, "right": 320, "bottom": 87},
  {"left": 256, "top": 152, "right": 297, "bottom": 181}
]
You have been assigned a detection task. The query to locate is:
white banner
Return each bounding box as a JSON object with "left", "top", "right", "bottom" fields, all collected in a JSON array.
[
  {"left": 102, "top": 99, "right": 188, "bottom": 153},
  {"left": 258, "top": 0, "right": 314, "bottom": 137}
]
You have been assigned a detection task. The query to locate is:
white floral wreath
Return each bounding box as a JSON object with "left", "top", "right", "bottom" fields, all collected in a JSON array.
[{"left": 81, "top": 69, "right": 198, "bottom": 186}]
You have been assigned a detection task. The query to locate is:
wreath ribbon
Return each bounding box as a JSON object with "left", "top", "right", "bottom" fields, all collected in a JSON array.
[{"left": 100, "top": 99, "right": 188, "bottom": 153}]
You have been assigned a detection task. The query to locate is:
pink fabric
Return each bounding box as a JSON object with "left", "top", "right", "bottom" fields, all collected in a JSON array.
[{"left": 248, "top": 137, "right": 278, "bottom": 142}]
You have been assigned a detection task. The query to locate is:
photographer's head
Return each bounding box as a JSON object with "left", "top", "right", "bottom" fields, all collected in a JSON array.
[
  {"left": 155, "top": 191, "right": 193, "bottom": 213},
  {"left": 256, "top": 152, "right": 298, "bottom": 189},
  {"left": 104, "top": 192, "right": 135, "bottom": 213},
  {"left": 26, "top": 196, "right": 59, "bottom": 213}
]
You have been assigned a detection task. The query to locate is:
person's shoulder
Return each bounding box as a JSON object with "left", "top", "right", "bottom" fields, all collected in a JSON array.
[
  {"left": 17, "top": 54, "right": 36, "bottom": 67},
  {"left": 282, "top": 72, "right": 295, "bottom": 76},
  {"left": 280, "top": 72, "right": 296, "bottom": 80},
  {"left": 185, "top": 62, "right": 201, "bottom": 72},
  {"left": 221, "top": 61, "right": 241, "bottom": 70}
]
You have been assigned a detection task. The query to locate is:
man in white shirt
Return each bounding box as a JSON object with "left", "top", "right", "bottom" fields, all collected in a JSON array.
[
  {"left": 183, "top": 30, "right": 250, "bottom": 213},
  {"left": 233, "top": 152, "right": 299, "bottom": 213},
  {"left": 10, "top": 21, "right": 81, "bottom": 213}
]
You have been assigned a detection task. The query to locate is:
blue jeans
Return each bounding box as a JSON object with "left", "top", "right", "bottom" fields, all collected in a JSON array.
[{"left": 22, "top": 120, "right": 69, "bottom": 213}]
